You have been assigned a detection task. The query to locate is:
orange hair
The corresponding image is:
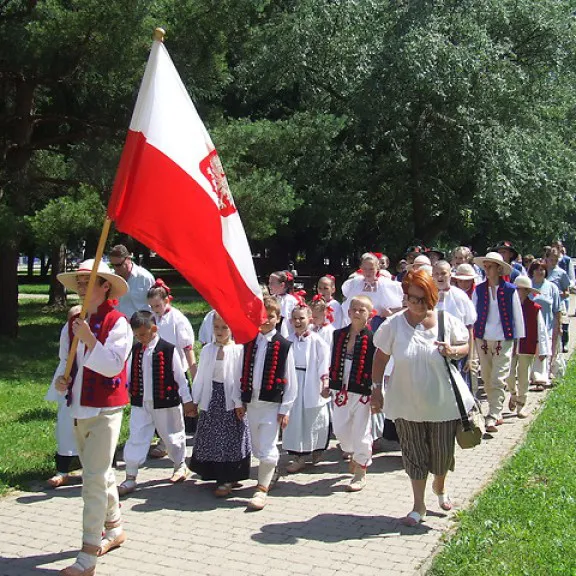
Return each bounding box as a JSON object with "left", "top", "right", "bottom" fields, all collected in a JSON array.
[{"left": 402, "top": 269, "right": 439, "bottom": 309}]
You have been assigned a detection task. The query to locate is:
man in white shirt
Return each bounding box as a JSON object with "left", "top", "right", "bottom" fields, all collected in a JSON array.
[{"left": 109, "top": 244, "right": 155, "bottom": 318}]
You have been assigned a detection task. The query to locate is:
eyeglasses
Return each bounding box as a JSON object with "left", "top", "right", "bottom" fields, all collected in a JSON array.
[
  {"left": 406, "top": 294, "right": 426, "bottom": 305},
  {"left": 110, "top": 258, "right": 127, "bottom": 268}
]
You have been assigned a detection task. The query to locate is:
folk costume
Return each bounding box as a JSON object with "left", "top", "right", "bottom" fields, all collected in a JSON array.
[
  {"left": 282, "top": 330, "right": 331, "bottom": 459},
  {"left": 123, "top": 335, "right": 190, "bottom": 480},
  {"left": 241, "top": 329, "right": 297, "bottom": 501},
  {"left": 507, "top": 280, "right": 548, "bottom": 416},
  {"left": 472, "top": 256, "right": 525, "bottom": 428},
  {"left": 55, "top": 260, "right": 132, "bottom": 574},
  {"left": 329, "top": 326, "right": 375, "bottom": 470},
  {"left": 153, "top": 305, "right": 195, "bottom": 371},
  {"left": 276, "top": 292, "right": 300, "bottom": 338},
  {"left": 45, "top": 323, "right": 79, "bottom": 483},
  {"left": 189, "top": 343, "right": 251, "bottom": 484},
  {"left": 198, "top": 309, "right": 216, "bottom": 345},
  {"left": 312, "top": 321, "right": 335, "bottom": 348},
  {"left": 341, "top": 275, "right": 403, "bottom": 330},
  {"left": 325, "top": 298, "right": 344, "bottom": 329}
]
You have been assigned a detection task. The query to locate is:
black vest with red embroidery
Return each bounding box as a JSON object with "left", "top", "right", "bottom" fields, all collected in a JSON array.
[
  {"left": 329, "top": 326, "right": 374, "bottom": 396},
  {"left": 130, "top": 338, "right": 180, "bottom": 409},
  {"left": 241, "top": 332, "right": 292, "bottom": 404}
]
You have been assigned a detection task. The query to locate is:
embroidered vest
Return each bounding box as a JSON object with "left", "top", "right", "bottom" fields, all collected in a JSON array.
[
  {"left": 67, "top": 301, "right": 129, "bottom": 408},
  {"left": 130, "top": 339, "right": 180, "bottom": 409},
  {"left": 518, "top": 299, "right": 541, "bottom": 355},
  {"left": 474, "top": 280, "right": 516, "bottom": 340},
  {"left": 240, "top": 333, "right": 292, "bottom": 404},
  {"left": 329, "top": 326, "right": 374, "bottom": 397}
]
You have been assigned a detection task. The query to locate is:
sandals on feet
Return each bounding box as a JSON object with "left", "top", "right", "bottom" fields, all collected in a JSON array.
[
  {"left": 433, "top": 490, "right": 453, "bottom": 511},
  {"left": 401, "top": 510, "right": 427, "bottom": 527}
]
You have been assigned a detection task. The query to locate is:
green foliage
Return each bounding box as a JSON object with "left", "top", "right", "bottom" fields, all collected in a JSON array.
[{"left": 430, "top": 358, "right": 576, "bottom": 575}]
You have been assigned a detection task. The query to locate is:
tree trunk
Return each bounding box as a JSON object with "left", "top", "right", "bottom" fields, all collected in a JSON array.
[
  {"left": 27, "top": 249, "right": 34, "bottom": 278},
  {"left": 48, "top": 244, "right": 67, "bottom": 306},
  {"left": 0, "top": 245, "right": 19, "bottom": 338},
  {"left": 40, "top": 253, "right": 48, "bottom": 277}
]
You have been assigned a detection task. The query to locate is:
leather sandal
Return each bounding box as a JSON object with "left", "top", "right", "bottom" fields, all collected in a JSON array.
[
  {"left": 401, "top": 510, "right": 427, "bottom": 527},
  {"left": 47, "top": 473, "right": 70, "bottom": 489},
  {"left": 213, "top": 483, "right": 233, "bottom": 497},
  {"left": 59, "top": 543, "right": 99, "bottom": 575},
  {"left": 98, "top": 519, "right": 127, "bottom": 556}
]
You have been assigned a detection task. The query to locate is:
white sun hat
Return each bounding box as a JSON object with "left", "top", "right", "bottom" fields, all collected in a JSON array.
[
  {"left": 57, "top": 259, "right": 129, "bottom": 299},
  {"left": 472, "top": 251, "right": 512, "bottom": 276}
]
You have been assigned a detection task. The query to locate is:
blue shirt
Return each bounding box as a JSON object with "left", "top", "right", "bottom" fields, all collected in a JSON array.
[{"left": 530, "top": 279, "right": 560, "bottom": 334}]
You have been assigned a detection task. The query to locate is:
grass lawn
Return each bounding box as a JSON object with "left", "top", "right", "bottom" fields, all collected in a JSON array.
[
  {"left": 0, "top": 298, "right": 208, "bottom": 496},
  {"left": 429, "top": 360, "right": 576, "bottom": 576}
]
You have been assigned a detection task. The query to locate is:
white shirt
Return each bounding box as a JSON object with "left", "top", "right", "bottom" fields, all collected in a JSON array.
[
  {"left": 437, "top": 286, "right": 477, "bottom": 326},
  {"left": 116, "top": 263, "right": 155, "bottom": 319},
  {"left": 341, "top": 276, "right": 403, "bottom": 323},
  {"left": 325, "top": 299, "right": 343, "bottom": 329},
  {"left": 312, "top": 323, "right": 334, "bottom": 348},
  {"left": 192, "top": 342, "right": 243, "bottom": 411},
  {"left": 472, "top": 282, "right": 525, "bottom": 340},
  {"left": 373, "top": 310, "right": 474, "bottom": 422},
  {"left": 153, "top": 306, "right": 195, "bottom": 370},
  {"left": 289, "top": 331, "right": 330, "bottom": 408},
  {"left": 134, "top": 334, "right": 191, "bottom": 403},
  {"left": 277, "top": 294, "right": 299, "bottom": 338},
  {"left": 251, "top": 329, "right": 298, "bottom": 415},
  {"left": 54, "top": 314, "right": 133, "bottom": 420}
]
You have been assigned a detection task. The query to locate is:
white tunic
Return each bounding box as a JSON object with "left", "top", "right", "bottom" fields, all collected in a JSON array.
[
  {"left": 116, "top": 263, "right": 155, "bottom": 319},
  {"left": 312, "top": 323, "right": 335, "bottom": 348},
  {"left": 192, "top": 343, "right": 243, "bottom": 411},
  {"left": 51, "top": 314, "right": 133, "bottom": 420},
  {"left": 153, "top": 306, "right": 195, "bottom": 370},
  {"left": 373, "top": 310, "right": 475, "bottom": 422},
  {"left": 341, "top": 276, "right": 403, "bottom": 323},
  {"left": 325, "top": 298, "right": 343, "bottom": 329},
  {"left": 437, "top": 286, "right": 477, "bottom": 326}
]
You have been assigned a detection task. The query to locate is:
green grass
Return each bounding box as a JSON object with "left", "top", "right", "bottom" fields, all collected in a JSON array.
[
  {"left": 429, "top": 360, "right": 576, "bottom": 576},
  {"left": 0, "top": 298, "right": 208, "bottom": 496},
  {"left": 17, "top": 283, "right": 51, "bottom": 295}
]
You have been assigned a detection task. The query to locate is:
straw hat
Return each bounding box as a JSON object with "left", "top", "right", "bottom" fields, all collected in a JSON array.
[
  {"left": 406, "top": 254, "right": 431, "bottom": 270},
  {"left": 452, "top": 263, "right": 476, "bottom": 281},
  {"left": 57, "top": 259, "right": 129, "bottom": 299},
  {"left": 514, "top": 276, "right": 540, "bottom": 294},
  {"left": 472, "top": 252, "right": 512, "bottom": 276}
]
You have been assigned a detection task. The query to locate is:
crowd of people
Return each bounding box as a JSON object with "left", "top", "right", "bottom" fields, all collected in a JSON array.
[{"left": 45, "top": 240, "right": 574, "bottom": 575}]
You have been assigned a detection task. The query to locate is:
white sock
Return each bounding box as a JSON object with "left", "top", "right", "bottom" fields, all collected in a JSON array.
[
  {"left": 257, "top": 461, "right": 276, "bottom": 489},
  {"left": 73, "top": 551, "right": 97, "bottom": 570},
  {"left": 103, "top": 526, "right": 123, "bottom": 541}
]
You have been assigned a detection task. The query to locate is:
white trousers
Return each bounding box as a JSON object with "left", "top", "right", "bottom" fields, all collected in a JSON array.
[
  {"left": 56, "top": 394, "right": 78, "bottom": 457},
  {"left": 476, "top": 339, "right": 514, "bottom": 422},
  {"left": 332, "top": 392, "right": 372, "bottom": 467},
  {"left": 247, "top": 401, "right": 281, "bottom": 466},
  {"left": 74, "top": 408, "right": 123, "bottom": 547},
  {"left": 507, "top": 354, "right": 535, "bottom": 405},
  {"left": 123, "top": 402, "right": 186, "bottom": 477}
]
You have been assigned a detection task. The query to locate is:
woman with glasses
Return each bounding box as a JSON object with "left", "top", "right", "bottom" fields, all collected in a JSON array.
[{"left": 371, "top": 270, "right": 474, "bottom": 526}]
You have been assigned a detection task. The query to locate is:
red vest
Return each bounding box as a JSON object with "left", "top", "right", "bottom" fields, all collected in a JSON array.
[
  {"left": 68, "top": 301, "right": 129, "bottom": 408},
  {"left": 518, "top": 298, "right": 541, "bottom": 355}
]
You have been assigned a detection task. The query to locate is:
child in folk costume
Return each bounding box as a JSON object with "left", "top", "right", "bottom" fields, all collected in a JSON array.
[
  {"left": 147, "top": 279, "right": 197, "bottom": 379},
  {"left": 188, "top": 313, "right": 251, "bottom": 497},
  {"left": 506, "top": 277, "right": 548, "bottom": 418},
  {"left": 53, "top": 259, "right": 132, "bottom": 576},
  {"left": 310, "top": 296, "right": 335, "bottom": 347},
  {"left": 268, "top": 270, "right": 299, "bottom": 337},
  {"left": 118, "top": 312, "right": 194, "bottom": 496},
  {"left": 241, "top": 296, "right": 297, "bottom": 510},
  {"left": 282, "top": 304, "right": 331, "bottom": 473},
  {"left": 342, "top": 253, "right": 404, "bottom": 331},
  {"left": 317, "top": 275, "right": 343, "bottom": 329},
  {"left": 329, "top": 295, "right": 376, "bottom": 492},
  {"left": 45, "top": 304, "right": 82, "bottom": 488}
]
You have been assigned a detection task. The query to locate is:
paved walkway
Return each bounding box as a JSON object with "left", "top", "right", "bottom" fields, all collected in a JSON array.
[{"left": 1, "top": 323, "right": 574, "bottom": 576}]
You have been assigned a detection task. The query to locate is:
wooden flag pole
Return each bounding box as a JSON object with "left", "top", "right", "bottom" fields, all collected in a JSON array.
[{"left": 63, "top": 216, "right": 113, "bottom": 380}]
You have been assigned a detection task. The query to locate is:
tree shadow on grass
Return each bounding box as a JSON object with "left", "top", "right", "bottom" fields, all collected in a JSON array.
[
  {"left": 251, "top": 512, "right": 433, "bottom": 545},
  {"left": 16, "top": 406, "right": 56, "bottom": 423}
]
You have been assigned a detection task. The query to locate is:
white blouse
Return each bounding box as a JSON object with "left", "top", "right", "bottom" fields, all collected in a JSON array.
[{"left": 373, "top": 310, "right": 474, "bottom": 422}]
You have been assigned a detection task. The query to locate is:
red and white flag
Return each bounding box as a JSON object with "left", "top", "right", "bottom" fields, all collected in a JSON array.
[{"left": 108, "top": 38, "right": 265, "bottom": 343}]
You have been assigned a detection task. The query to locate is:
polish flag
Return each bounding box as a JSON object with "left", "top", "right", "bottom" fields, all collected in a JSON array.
[{"left": 108, "top": 37, "right": 265, "bottom": 343}]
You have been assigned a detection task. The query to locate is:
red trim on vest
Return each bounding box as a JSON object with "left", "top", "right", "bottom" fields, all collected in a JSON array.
[{"left": 518, "top": 299, "right": 541, "bottom": 355}]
